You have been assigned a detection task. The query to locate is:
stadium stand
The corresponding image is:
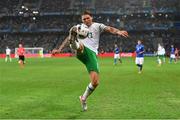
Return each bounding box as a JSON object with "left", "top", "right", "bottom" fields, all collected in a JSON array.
[{"left": 0, "top": 0, "right": 180, "bottom": 54}]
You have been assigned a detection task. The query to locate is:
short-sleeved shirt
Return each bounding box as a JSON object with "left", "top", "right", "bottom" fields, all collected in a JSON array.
[
  {"left": 78, "top": 22, "right": 107, "bottom": 54},
  {"left": 157, "top": 46, "right": 165, "bottom": 55},
  {"left": 17, "top": 47, "right": 25, "bottom": 56},
  {"left": 136, "top": 44, "right": 144, "bottom": 57},
  {"left": 6, "top": 48, "right": 11, "bottom": 55},
  {"left": 170, "top": 47, "right": 175, "bottom": 54},
  {"left": 114, "top": 47, "right": 120, "bottom": 54}
]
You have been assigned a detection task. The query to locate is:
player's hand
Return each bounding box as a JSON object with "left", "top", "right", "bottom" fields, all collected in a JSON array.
[
  {"left": 140, "top": 51, "right": 144, "bottom": 54},
  {"left": 52, "top": 49, "right": 60, "bottom": 54},
  {"left": 117, "top": 30, "right": 129, "bottom": 38}
]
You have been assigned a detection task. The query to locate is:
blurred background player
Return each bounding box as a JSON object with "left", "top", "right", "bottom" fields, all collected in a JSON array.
[
  {"left": 169, "top": 45, "right": 176, "bottom": 63},
  {"left": 52, "top": 10, "right": 128, "bottom": 111},
  {"left": 39, "top": 49, "right": 44, "bottom": 58},
  {"left": 5, "top": 46, "right": 12, "bottom": 62},
  {"left": 135, "top": 40, "right": 144, "bottom": 74},
  {"left": 17, "top": 44, "right": 25, "bottom": 68},
  {"left": 157, "top": 43, "right": 166, "bottom": 66},
  {"left": 114, "top": 44, "right": 122, "bottom": 65},
  {"left": 175, "top": 48, "right": 179, "bottom": 63}
]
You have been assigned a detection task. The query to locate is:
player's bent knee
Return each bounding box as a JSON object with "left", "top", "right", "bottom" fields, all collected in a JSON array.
[
  {"left": 90, "top": 71, "right": 99, "bottom": 87},
  {"left": 92, "top": 79, "right": 99, "bottom": 87}
]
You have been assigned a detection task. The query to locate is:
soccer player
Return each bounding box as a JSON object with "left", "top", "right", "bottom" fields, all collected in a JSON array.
[
  {"left": 169, "top": 45, "right": 176, "bottom": 63},
  {"left": 39, "top": 49, "right": 44, "bottom": 58},
  {"left": 175, "top": 48, "right": 179, "bottom": 62},
  {"left": 157, "top": 43, "right": 165, "bottom": 66},
  {"left": 5, "top": 46, "right": 12, "bottom": 62},
  {"left": 135, "top": 40, "right": 144, "bottom": 74},
  {"left": 114, "top": 44, "right": 122, "bottom": 65},
  {"left": 52, "top": 10, "right": 128, "bottom": 111},
  {"left": 17, "top": 44, "right": 25, "bottom": 68}
]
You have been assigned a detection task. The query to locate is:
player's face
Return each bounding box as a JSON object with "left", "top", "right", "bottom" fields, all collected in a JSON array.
[
  {"left": 19, "top": 44, "right": 22, "bottom": 48},
  {"left": 138, "top": 40, "right": 141, "bottom": 45},
  {"left": 82, "top": 14, "right": 93, "bottom": 26}
]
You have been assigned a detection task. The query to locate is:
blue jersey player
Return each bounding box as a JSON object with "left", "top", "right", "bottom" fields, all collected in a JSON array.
[
  {"left": 135, "top": 40, "right": 144, "bottom": 74},
  {"left": 170, "top": 45, "right": 176, "bottom": 63},
  {"left": 114, "top": 44, "right": 122, "bottom": 65}
]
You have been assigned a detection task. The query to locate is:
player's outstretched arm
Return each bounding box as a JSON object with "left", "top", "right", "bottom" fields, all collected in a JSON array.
[
  {"left": 52, "top": 36, "right": 69, "bottom": 54},
  {"left": 52, "top": 26, "right": 78, "bottom": 54},
  {"left": 104, "top": 26, "right": 129, "bottom": 38}
]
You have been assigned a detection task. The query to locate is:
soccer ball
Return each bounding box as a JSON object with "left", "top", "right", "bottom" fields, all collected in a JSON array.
[{"left": 76, "top": 24, "right": 89, "bottom": 39}]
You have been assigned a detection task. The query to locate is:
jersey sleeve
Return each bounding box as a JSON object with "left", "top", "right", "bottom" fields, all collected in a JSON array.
[{"left": 98, "top": 23, "right": 107, "bottom": 32}]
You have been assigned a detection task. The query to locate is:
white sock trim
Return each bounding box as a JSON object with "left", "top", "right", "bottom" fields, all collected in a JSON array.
[
  {"left": 82, "top": 83, "right": 95, "bottom": 100},
  {"left": 88, "top": 83, "right": 95, "bottom": 91}
]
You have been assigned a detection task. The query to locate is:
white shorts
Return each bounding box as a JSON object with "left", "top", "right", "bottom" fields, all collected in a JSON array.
[
  {"left": 170, "top": 54, "right": 175, "bottom": 59},
  {"left": 135, "top": 57, "right": 144, "bottom": 65},
  {"left": 114, "top": 54, "right": 120, "bottom": 59}
]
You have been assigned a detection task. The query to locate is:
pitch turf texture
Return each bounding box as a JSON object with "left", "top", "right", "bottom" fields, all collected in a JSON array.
[{"left": 0, "top": 57, "right": 180, "bottom": 119}]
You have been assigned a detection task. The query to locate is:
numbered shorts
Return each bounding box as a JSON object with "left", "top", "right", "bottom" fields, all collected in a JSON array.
[
  {"left": 170, "top": 54, "right": 175, "bottom": 59},
  {"left": 19, "top": 55, "right": 25, "bottom": 61},
  {"left": 157, "top": 55, "right": 165, "bottom": 59},
  {"left": 135, "top": 57, "right": 144, "bottom": 65},
  {"left": 114, "top": 54, "right": 120, "bottom": 59},
  {"left": 77, "top": 47, "right": 99, "bottom": 73}
]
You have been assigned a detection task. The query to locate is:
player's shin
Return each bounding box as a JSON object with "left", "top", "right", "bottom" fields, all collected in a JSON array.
[
  {"left": 137, "top": 64, "right": 141, "bottom": 72},
  {"left": 140, "top": 65, "right": 143, "bottom": 71},
  {"left": 119, "top": 58, "right": 122, "bottom": 63},
  {"left": 170, "top": 58, "right": 173, "bottom": 63},
  {"left": 158, "top": 58, "right": 162, "bottom": 64},
  {"left": 82, "top": 83, "right": 95, "bottom": 101},
  {"left": 114, "top": 59, "right": 117, "bottom": 64}
]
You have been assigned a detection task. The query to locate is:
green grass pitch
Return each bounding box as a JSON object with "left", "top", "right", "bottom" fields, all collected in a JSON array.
[{"left": 0, "top": 57, "right": 180, "bottom": 119}]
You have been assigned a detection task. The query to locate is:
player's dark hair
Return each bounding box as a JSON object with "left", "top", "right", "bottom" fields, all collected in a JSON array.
[{"left": 82, "top": 10, "right": 92, "bottom": 17}]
